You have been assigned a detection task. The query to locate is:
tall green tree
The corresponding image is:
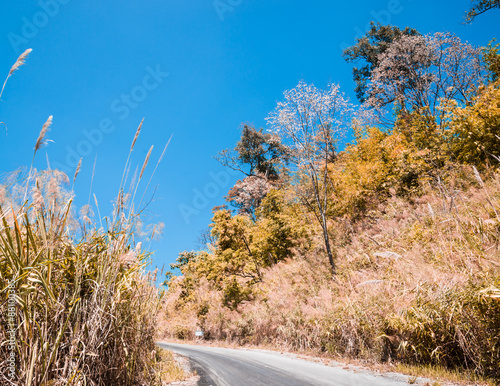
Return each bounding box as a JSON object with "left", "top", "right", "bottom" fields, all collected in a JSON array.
[
  {"left": 217, "top": 125, "right": 290, "bottom": 219},
  {"left": 216, "top": 125, "right": 289, "bottom": 180},
  {"left": 342, "top": 23, "right": 419, "bottom": 102}
]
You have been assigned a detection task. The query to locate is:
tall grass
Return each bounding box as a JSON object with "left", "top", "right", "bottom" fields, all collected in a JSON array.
[
  {"left": 0, "top": 53, "right": 167, "bottom": 385},
  {"left": 162, "top": 166, "right": 500, "bottom": 381},
  {"left": 0, "top": 169, "right": 166, "bottom": 385}
]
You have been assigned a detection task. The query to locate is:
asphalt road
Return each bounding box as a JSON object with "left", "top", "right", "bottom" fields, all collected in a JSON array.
[{"left": 157, "top": 342, "right": 410, "bottom": 386}]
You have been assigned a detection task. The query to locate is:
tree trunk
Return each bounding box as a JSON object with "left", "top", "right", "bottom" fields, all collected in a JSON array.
[{"left": 320, "top": 212, "right": 336, "bottom": 275}]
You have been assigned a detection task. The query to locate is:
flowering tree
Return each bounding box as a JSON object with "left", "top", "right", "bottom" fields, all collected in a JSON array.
[
  {"left": 343, "top": 22, "right": 420, "bottom": 103},
  {"left": 367, "top": 32, "right": 485, "bottom": 125},
  {"left": 217, "top": 125, "right": 289, "bottom": 220},
  {"left": 225, "top": 174, "right": 271, "bottom": 219},
  {"left": 266, "top": 81, "right": 358, "bottom": 274}
]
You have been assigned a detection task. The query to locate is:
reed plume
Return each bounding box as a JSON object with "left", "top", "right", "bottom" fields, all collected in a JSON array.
[
  {"left": 9, "top": 49, "right": 32, "bottom": 75},
  {"left": 0, "top": 48, "right": 32, "bottom": 99},
  {"left": 139, "top": 145, "right": 153, "bottom": 181},
  {"left": 131, "top": 118, "right": 143, "bottom": 151},
  {"left": 23, "top": 115, "right": 53, "bottom": 202},
  {"left": 72, "top": 158, "right": 82, "bottom": 187},
  {"left": 34, "top": 115, "right": 53, "bottom": 154}
]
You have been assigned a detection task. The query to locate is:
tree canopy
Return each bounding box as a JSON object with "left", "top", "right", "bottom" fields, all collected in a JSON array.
[
  {"left": 465, "top": 0, "right": 500, "bottom": 22},
  {"left": 366, "top": 32, "right": 485, "bottom": 125},
  {"left": 216, "top": 125, "right": 289, "bottom": 180},
  {"left": 342, "top": 23, "right": 419, "bottom": 102}
]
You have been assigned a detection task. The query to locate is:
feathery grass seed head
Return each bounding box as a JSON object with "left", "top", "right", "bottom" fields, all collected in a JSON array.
[
  {"left": 139, "top": 146, "right": 153, "bottom": 180},
  {"left": 34, "top": 115, "right": 53, "bottom": 153},
  {"left": 9, "top": 48, "right": 32, "bottom": 76},
  {"left": 73, "top": 158, "right": 82, "bottom": 185},
  {"left": 131, "top": 118, "right": 144, "bottom": 151}
]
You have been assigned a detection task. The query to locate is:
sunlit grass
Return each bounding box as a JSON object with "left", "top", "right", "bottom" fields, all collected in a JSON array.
[
  {"left": 0, "top": 166, "right": 165, "bottom": 385},
  {"left": 162, "top": 165, "right": 500, "bottom": 382},
  {"left": 156, "top": 348, "right": 191, "bottom": 384},
  {"left": 0, "top": 50, "right": 173, "bottom": 385},
  {"left": 394, "top": 363, "right": 497, "bottom": 386}
]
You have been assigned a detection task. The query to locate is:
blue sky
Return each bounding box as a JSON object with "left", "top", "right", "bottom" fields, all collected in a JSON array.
[{"left": 0, "top": 0, "right": 498, "bottom": 282}]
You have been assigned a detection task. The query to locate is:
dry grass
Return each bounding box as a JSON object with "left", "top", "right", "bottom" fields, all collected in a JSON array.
[
  {"left": 0, "top": 53, "right": 169, "bottom": 383},
  {"left": 0, "top": 164, "right": 167, "bottom": 385},
  {"left": 156, "top": 348, "right": 191, "bottom": 384},
  {"left": 394, "top": 363, "right": 496, "bottom": 386},
  {"left": 162, "top": 166, "right": 500, "bottom": 382},
  {"left": 0, "top": 46, "right": 190, "bottom": 386}
]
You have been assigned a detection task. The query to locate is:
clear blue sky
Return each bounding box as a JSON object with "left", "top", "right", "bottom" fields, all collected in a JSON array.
[{"left": 0, "top": 1, "right": 498, "bottom": 282}]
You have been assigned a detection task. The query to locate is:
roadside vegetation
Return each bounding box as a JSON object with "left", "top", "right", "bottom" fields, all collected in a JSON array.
[
  {"left": 0, "top": 52, "right": 172, "bottom": 385},
  {"left": 162, "top": 16, "right": 500, "bottom": 385},
  {"left": 1, "top": 3, "right": 499, "bottom": 385}
]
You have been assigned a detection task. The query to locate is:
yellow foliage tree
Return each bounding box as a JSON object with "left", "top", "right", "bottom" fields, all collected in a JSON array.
[{"left": 447, "top": 81, "right": 500, "bottom": 167}]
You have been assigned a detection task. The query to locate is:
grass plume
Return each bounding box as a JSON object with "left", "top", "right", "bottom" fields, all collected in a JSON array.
[
  {"left": 0, "top": 49, "right": 173, "bottom": 386},
  {"left": 24, "top": 115, "right": 54, "bottom": 203},
  {"left": 130, "top": 145, "right": 154, "bottom": 214},
  {"left": 0, "top": 48, "right": 32, "bottom": 99},
  {"left": 72, "top": 157, "right": 82, "bottom": 187},
  {"left": 140, "top": 145, "right": 154, "bottom": 181},
  {"left": 34, "top": 115, "right": 53, "bottom": 154}
]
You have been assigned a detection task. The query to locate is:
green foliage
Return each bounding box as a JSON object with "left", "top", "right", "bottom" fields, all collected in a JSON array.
[
  {"left": 217, "top": 125, "right": 289, "bottom": 180},
  {"left": 342, "top": 23, "right": 420, "bottom": 102},
  {"left": 236, "top": 125, "right": 289, "bottom": 179}
]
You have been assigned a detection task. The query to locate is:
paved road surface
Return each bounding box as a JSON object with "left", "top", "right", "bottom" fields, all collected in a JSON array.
[{"left": 157, "top": 342, "right": 410, "bottom": 386}]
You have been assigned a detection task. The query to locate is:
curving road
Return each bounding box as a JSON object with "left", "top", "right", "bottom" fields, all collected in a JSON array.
[{"left": 157, "top": 342, "right": 411, "bottom": 386}]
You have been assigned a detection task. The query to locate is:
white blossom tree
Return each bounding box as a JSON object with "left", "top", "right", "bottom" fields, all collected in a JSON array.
[
  {"left": 367, "top": 32, "right": 485, "bottom": 126},
  {"left": 266, "top": 81, "right": 359, "bottom": 274},
  {"left": 225, "top": 174, "right": 272, "bottom": 219}
]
